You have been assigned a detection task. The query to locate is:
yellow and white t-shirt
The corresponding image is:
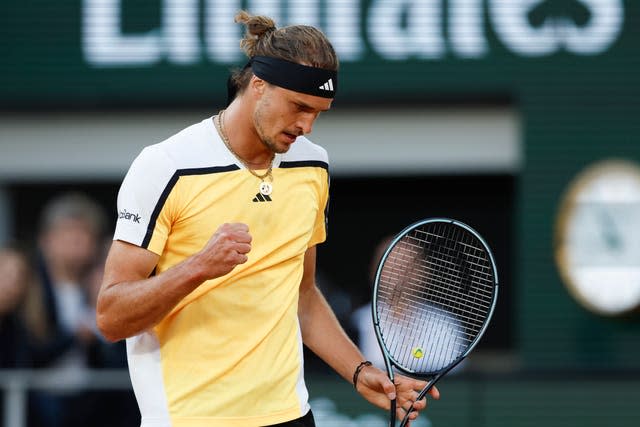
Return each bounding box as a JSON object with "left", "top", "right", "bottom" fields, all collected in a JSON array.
[{"left": 113, "top": 117, "right": 330, "bottom": 427}]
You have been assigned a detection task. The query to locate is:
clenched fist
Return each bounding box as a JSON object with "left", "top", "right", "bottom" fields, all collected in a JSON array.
[{"left": 194, "top": 222, "right": 252, "bottom": 279}]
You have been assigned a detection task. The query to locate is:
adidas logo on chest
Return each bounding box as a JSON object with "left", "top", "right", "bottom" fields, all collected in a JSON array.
[{"left": 252, "top": 193, "right": 272, "bottom": 202}]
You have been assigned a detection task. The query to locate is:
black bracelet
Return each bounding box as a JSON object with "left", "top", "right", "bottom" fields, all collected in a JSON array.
[{"left": 352, "top": 361, "right": 372, "bottom": 389}]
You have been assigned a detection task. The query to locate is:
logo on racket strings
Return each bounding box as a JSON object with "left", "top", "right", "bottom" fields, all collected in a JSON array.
[{"left": 411, "top": 346, "right": 424, "bottom": 359}]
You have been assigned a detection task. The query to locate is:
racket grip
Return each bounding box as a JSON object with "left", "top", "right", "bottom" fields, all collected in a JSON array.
[
  {"left": 398, "top": 409, "right": 411, "bottom": 427},
  {"left": 389, "top": 398, "right": 397, "bottom": 427},
  {"left": 398, "top": 382, "right": 435, "bottom": 427}
]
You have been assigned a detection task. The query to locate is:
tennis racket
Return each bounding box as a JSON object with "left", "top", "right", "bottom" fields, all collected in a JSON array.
[{"left": 372, "top": 218, "right": 499, "bottom": 427}]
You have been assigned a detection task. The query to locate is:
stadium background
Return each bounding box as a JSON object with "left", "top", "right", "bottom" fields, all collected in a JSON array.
[{"left": 1, "top": 1, "right": 639, "bottom": 425}]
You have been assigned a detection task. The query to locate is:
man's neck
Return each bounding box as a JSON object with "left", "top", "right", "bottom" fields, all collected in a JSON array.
[{"left": 222, "top": 104, "right": 273, "bottom": 168}]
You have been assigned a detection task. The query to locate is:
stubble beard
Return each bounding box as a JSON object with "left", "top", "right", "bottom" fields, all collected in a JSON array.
[{"left": 254, "top": 109, "right": 291, "bottom": 155}]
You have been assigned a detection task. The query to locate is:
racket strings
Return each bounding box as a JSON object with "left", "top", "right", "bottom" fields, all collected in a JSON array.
[
  {"left": 376, "top": 222, "right": 496, "bottom": 374},
  {"left": 380, "top": 235, "right": 493, "bottom": 328},
  {"left": 414, "top": 226, "right": 492, "bottom": 312},
  {"left": 380, "top": 263, "right": 492, "bottom": 324}
]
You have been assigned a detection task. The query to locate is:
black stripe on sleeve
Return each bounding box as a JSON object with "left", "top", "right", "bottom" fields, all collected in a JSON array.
[
  {"left": 141, "top": 164, "right": 240, "bottom": 249},
  {"left": 279, "top": 160, "right": 328, "bottom": 170}
]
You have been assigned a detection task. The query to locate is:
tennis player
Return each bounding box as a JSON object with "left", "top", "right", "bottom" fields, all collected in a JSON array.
[{"left": 96, "top": 10, "right": 439, "bottom": 427}]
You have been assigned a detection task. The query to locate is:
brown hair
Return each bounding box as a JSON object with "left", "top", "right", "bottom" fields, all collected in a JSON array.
[{"left": 230, "top": 10, "right": 339, "bottom": 96}]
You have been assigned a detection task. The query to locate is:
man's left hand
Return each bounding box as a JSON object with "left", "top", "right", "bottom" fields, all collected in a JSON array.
[{"left": 355, "top": 364, "right": 440, "bottom": 425}]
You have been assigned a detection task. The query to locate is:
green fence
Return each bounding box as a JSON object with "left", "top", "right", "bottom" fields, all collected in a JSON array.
[{"left": 307, "top": 373, "right": 640, "bottom": 427}]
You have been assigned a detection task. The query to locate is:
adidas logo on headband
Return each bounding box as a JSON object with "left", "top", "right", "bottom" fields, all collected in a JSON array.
[
  {"left": 248, "top": 56, "right": 338, "bottom": 99},
  {"left": 319, "top": 79, "right": 334, "bottom": 92}
]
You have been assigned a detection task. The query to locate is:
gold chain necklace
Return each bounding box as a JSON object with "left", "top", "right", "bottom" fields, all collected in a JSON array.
[{"left": 215, "top": 110, "right": 274, "bottom": 196}]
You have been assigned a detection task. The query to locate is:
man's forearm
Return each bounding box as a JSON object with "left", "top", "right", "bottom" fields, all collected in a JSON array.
[
  {"left": 298, "top": 284, "right": 365, "bottom": 383},
  {"left": 97, "top": 255, "right": 206, "bottom": 341}
]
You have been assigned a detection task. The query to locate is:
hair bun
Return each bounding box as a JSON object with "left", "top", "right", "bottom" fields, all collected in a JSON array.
[
  {"left": 248, "top": 21, "right": 276, "bottom": 38},
  {"left": 235, "top": 11, "right": 276, "bottom": 38}
]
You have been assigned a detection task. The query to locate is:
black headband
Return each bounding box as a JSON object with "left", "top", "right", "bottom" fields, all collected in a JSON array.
[{"left": 226, "top": 55, "right": 338, "bottom": 106}]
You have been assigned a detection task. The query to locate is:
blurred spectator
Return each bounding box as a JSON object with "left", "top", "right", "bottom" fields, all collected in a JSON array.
[
  {"left": 28, "top": 192, "right": 107, "bottom": 427},
  {"left": 0, "top": 243, "right": 33, "bottom": 368},
  {"left": 0, "top": 243, "right": 31, "bottom": 427}
]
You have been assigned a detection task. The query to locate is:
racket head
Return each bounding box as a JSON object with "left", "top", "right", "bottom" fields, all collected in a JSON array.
[{"left": 372, "top": 218, "right": 499, "bottom": 378}]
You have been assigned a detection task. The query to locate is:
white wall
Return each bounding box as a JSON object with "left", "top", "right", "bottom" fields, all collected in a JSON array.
[{"left": 0, "top": 107, "right": 521, "bottom": 181}]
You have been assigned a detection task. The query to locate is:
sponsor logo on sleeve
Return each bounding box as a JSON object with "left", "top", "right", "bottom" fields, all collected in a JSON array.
[{"left": 119, "top": 209, "right": 142, "bottom": 223}]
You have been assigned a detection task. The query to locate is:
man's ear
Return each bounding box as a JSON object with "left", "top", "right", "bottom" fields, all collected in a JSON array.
[{"left": 249, "top": 75, "right": 267, "bottom": 97}]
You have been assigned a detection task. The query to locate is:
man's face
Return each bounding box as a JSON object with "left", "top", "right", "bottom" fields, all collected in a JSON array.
[{"left": 252, "top": 81, "right": 332, "bottom": 154}]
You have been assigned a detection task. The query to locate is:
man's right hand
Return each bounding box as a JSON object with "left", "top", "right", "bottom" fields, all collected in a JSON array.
[
  {"left": 195, "top": 222, "right": 252, "bottom": 279},
  {"left": 97, "top": 222, "right": 252, "bottom": 341}
]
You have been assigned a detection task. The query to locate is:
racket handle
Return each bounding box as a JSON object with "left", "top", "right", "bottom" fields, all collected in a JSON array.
[
  {"left": 398, "top": 409, "right": 411, "bottom": 427},
  {"left": 389, "top": 398, "right": 397, "bottom": 427},
  {"left": 398, "top": 401, "right": 414, "bottom": 427},
  {"left": 398, "top": 382, "right": 435, "bottom": 427}
]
